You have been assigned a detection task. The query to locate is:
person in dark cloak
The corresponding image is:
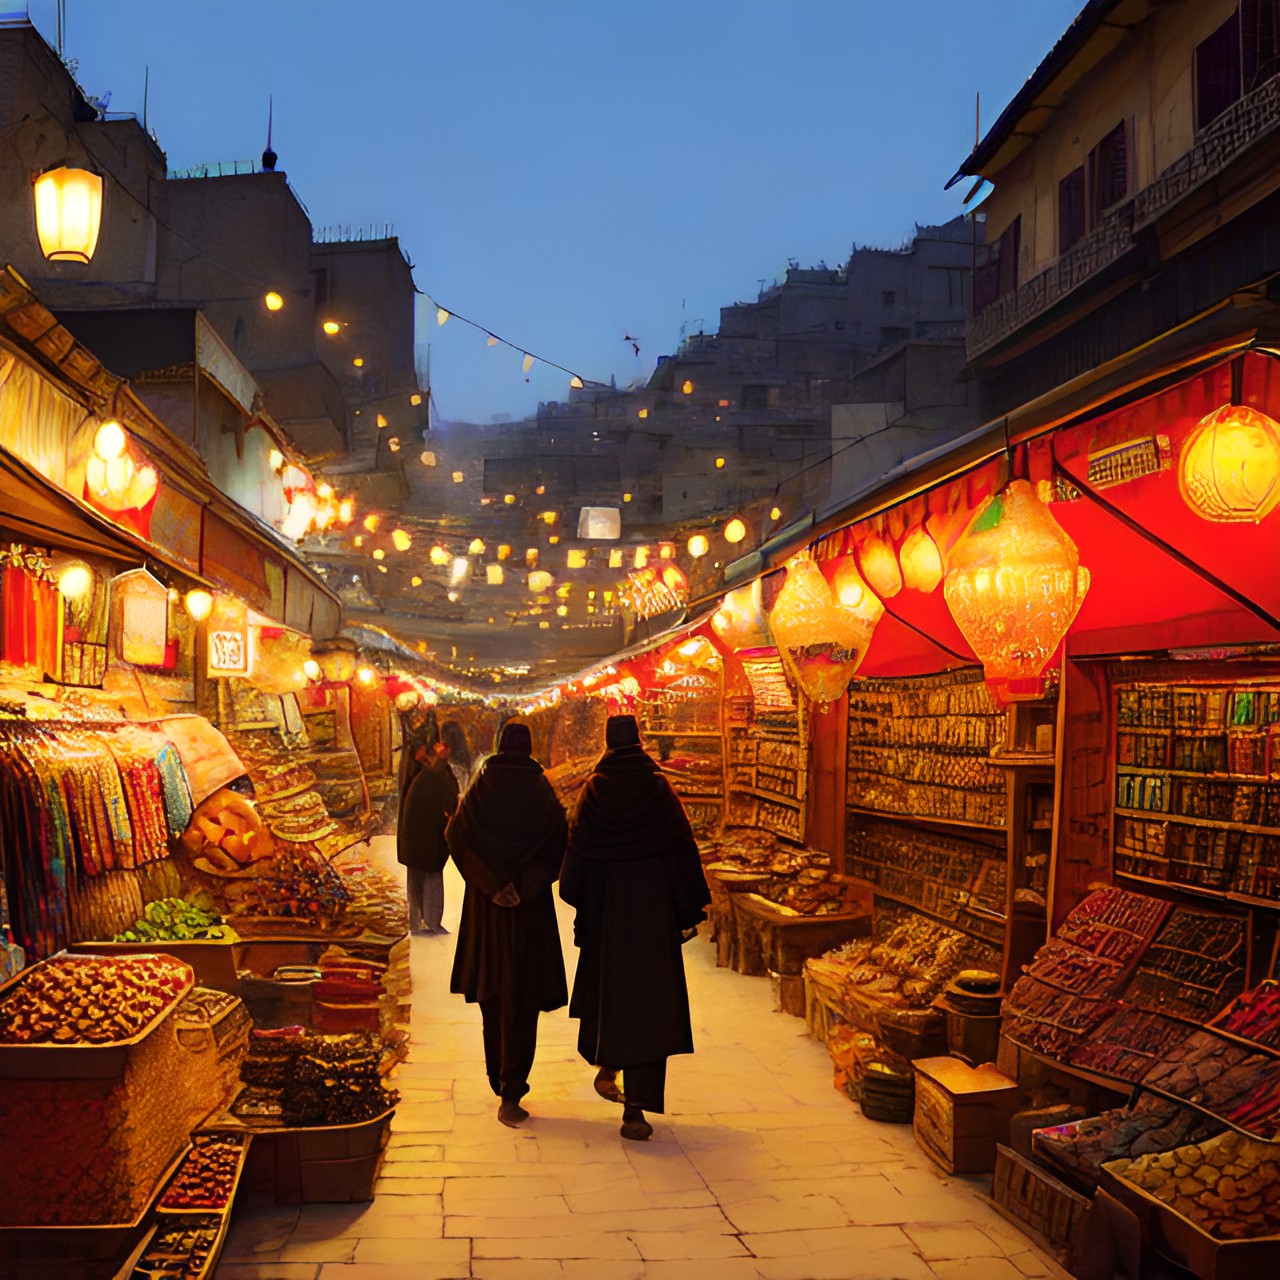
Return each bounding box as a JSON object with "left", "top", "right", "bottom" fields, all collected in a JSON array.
[
  {"left": 397, "top": 704, "right": 437, "bottom": 824},
  {"left": 396, "top": 732, "right": 459, "bottom": 935},
  {"left": 445, "top": 721, "right": 568, "bottom": 1127},
  {"left": 441, "top": 720, "right": 474, "bottom": 793},
  {"left": 560, "top": 714, "right": 711, "bottom": 1141}
]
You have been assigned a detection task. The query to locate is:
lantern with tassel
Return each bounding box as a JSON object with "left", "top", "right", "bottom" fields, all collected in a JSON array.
[
  {"left": 768, "top": 556, "right": 883, "bottom": 708},
  {"left": 943, "top": 479, "right": 1090, "bottom": 703}
]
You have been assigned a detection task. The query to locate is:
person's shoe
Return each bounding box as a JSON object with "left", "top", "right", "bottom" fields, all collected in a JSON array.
[
  {"left": 594, "top": 1068, "right": 623, "bottom": 1103},
  {"left": 497, "top": 1099, "right": 529, "bottom": 1127},
  {"left": 620, "top": 1105, "right": 652, "bottom": 1141}
]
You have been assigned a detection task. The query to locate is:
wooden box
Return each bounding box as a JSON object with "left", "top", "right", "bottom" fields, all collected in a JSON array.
[
  {"left": 69, "top": 937, "right": 239, "bottom": 994},
  {"left": 912, "top": 1056, "right": 1019, "bottom": 1174},
  {"left": 731, "top": 891, "right": 872, "bottom": 979},
  {"left": 1101, "top": 1162, "right": 1280, "bottom": 1280},
  {"left": 242, "top": 1106, "right": 395, "bottom": 1204},
  {"left": 992, "top": 1143, "right": 1092, "bottom": 1259}
]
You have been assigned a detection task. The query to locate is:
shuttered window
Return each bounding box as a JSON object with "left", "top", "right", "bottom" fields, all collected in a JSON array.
[
  {"left": 1088, "top": 121, "right": 1129, "bottom": 224},
  {"left": 1059, "top": 165, "right": 1086, "bottom": 253},
  {"left": 1197, "top": 9, "right": 1242, "bottom": 129}
]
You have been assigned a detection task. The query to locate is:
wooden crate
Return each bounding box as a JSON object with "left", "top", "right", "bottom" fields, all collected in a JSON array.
[
  {"left": 992, "top": 1143, "right": 1092, "bottom": 1260},
  {"left": 912, "top": 1056, "right": 1019, "bottom": 1175},
  {"left": 731, "top": 892, "right": 872, "bottom": 979},
  {"left": 243, "top": 1107, "right": 394, "bottom": 1204}
]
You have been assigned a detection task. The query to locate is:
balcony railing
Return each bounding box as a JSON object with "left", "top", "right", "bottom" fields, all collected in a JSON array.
[
  {"left": 967, "top": 201, "right": 1135, "bottom": 359},
  {"left": 1134, "top": 71, "right": 1280, "bottom": 228},
  {"left": 967, "top": 71, "right": 1280, "bottom": 360}
]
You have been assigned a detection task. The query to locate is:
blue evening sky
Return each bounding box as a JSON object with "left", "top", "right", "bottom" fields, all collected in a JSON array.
[{"left": 29, "top": 1, "right": 1081, "bottom": 423}]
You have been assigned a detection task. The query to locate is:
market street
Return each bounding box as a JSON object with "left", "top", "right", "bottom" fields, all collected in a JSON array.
[{"left": 215, "top": 839, "right": 1066, "bottom": 1280}]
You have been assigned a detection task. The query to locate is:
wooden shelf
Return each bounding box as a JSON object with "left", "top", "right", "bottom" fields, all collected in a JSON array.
[
  {"left": 846, "top": 804, "right": 1005, "bottom": 834},
  {"left": 642, "top": 728, "right": 723, "bottom": 738},
  {"left": 1114, "top": 807, "right": 1280, "bottom": 837},
  {"left": 863, "top": 882, "right": 1003, "bottom": 940},
  {"left": 731, "top": 785, "right": 802, "bottom": 809},
  {"left": 990, "top": 751, "right": 1055, "bottom": 768},
  {"left": 1114, "top": 868, "right": 1280, "bottom": 913},
  {"left": 1117, "top": 726, "right": 1229, "bottom": 736},
  {"left": 1118, "top": 765, "right": 1272, "bottom": 780}
]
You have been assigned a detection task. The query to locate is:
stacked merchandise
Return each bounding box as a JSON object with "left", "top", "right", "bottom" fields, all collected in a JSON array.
[
  {"left": 232, "top": 1028, "right": 398, "bottom": 1127},
  {"left": 1003, "top": 887, "right": 1280, "bottom": 1140},
  {"left": 331, "top": 845, "right": 410, "bottom": 939},
  {"left": 700, "top": 829, "right": 848, "bottom": 914},
  {"left": 0, "top": 718, "right": 194, "bottom": 958},
  {"left": 1033, "top": 1095, "right": 1221, "bottom": 1189},
  {"left": 806, "top": 906, "right": 1000, "bottom": 1064}
]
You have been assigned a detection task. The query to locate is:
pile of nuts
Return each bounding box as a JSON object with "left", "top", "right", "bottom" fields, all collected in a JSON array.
[
  {"left": 1116, "top": 1129, "right": 1280, "bottom": 1239},
  {"left": 159, "top": 1134, "right": 244, "bottom": 1210},
  {"left": 0, "top": 955, "right": 189, "bottom": 1044}
]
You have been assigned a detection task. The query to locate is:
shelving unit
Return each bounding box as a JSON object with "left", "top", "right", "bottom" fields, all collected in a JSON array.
[{"left": 640, "top": 666, "right": 726, "bottom": 835}]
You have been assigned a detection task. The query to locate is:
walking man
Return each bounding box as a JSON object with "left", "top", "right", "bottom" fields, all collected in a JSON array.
[
  {"left": 396, "top": 732, "right": 459, "bottom": 935},
  {"left": 446, "top": 721, "right": 568, "bottom": 1127},
  {"left": 561, "top": 714, "right": 711, "bottom": 1140}
]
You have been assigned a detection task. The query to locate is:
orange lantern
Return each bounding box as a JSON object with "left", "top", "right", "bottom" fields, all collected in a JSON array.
[
  {"left": 1179, "top": 403, "right": 1280, "bottom": 523},
  {"left": 943, "top": 479, "right": 1090, "bottom": 703},
  {"left": 858, "top": 534, "right": 902, "bottom": 598},
  {"left": 768, "top": 557, "right": 883, "bottom": 708},
  {"left": 711, "top": 579, "right": 770, "bottom": 650},
  {"left": 900, "top": 526, "right": 943, "bottom": 593},
  {"left": 32, "top": 166, "right": 103, "bottom": 263}
]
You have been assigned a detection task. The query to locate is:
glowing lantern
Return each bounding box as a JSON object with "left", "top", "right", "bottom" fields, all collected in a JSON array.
[
  {"left": 184, "top": 589, "right": 213, "bottom": 621},
  {"left": 303, "top": 658, "right": 321, "bottom": 680},
  {"left": 421, "top": 451, "right": 437, "bottom": 467},
  {"left": 724, "top": 518, "right": 747, "bottom": 545},
  {"left": 353, "top": 535, "right": 364, "bottom": 548},
  {"left": 770, "top": 506, "right": 782, "bottom": 521},
  {"left": 608, "top": 549, "right": 623, "bottom": 568},
  {"left": 526, "top": 548, "right": 539, "bottom": 566},
  {"left": 504, "top": 493, "right": 516, "bottom": 505},
  {"left": 569, "top": 375, "right": 585, "bottom": 389},
  {"left": 859, "top": 535, "right": 902, "bottom": 598},
  {"left": 268, "top": 448, "right": 284, "bottom": 473},
  {"left": 943, "top": 479, "right": 1090, "bottom": 703},
  {"left": 541, "top": 511, "right": 557, "bottom": 524},
  {"left": 263, "top": 291, "right": 284, "bottom": 311},
  {"left": 362, "top": 513, "right": 381, "bottom": 533},
  {"left": 623, "top": 492, "right": 633, "bottom": 502},
  {"left": 469, "top": 538, "right": 486, "bottom": 555},
  {"left": 528, "top": 570, "right": 554, "bottom": 593},
  {"left": 711, "top": 579, "right": 769, "bottom": 649},
  {"left": 451, "top": 557, "right": 471, "bottom": 585},
  {"left": 900, "top": 526, "right": 944, "bottom": 593},
  {"left": 338, "top": 498, "right": 354, "bottom": 524},
  {"left": 681, "top": 380, "right": 694, "bottom": 395},
  {"left": 567, "top": 549, "right": 587, "bottom": 569},
  {"left": 411, "top": 393, "right": 422, "bottom": 406},
  {"left": 410, "top": 575, "right": 423, "bottom": 587},
  {"left": 452, "top": 471, "right": 464, "bottom": 483},
  {"left": 57, "top": 563, "right": 92, "bottom": 599},
  {"left": 388, "top": 437, "right": 401, "bottom": 453},
  {"left": 715, "top": 457, "right": 725, "bottom": 469},
  {"left": 634, "top": 546, "right": 649, "bottom": 569},
  {"left": 430, "top": 546, "right": 450, "bottom": 566},
  {"left": 323, "top": 319, "right": 340, "bottom": 335},
  {"left": 32, "top": 166, "right": 103, "bottom": 263},
  {"left": 557, "top": 605, "right": 568, "bottom": 616},
  {"left": 392, "top": 529, "right": 412, "bottom": 552},
  {"left": 688, "top": 534, "right": 709, "bottom": 557},
  {"left": 486, "top": 564, "right": 504, "bottom": 585},
  {"left": 768, "top": 557, "right": 883, "bottom": 708},
  {"left": 498, "top": 545, "right": 511, "bottom": 561},
  {"left": 353, "top": 357, "right": 364, "bottom": 368},
  {"left": 373, "top": 549, "right": 386, "bottom": 561},
  {"left": 355, "top": 666, "right": 377, "bottom": 686},
  {"left": 638, "top": 409, "right": 649, "bottom": 419},
  {"left": 1179, "top": 404, "right": 1280, "bottom": 522},
  {"left": 662, "top": 564, "right": 688, "bottom": 593}
]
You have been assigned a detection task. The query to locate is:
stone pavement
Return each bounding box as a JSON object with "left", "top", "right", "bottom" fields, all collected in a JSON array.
[{"left": 216, "top": 841, "right": 1069, "bottom": 1280}]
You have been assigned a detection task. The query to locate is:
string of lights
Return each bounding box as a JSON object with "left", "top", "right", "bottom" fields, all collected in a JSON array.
[{"left": 414, "top": 283, "right": 590, "bottom": 390}]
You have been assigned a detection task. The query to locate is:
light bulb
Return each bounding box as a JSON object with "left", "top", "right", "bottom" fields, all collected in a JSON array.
[
  {"left": 184, "top": 589, "right": 214, "bottom": 621},
  {"left": 57, "top": 564, "right": 92, "bottom": 599},
  {"left": 94, "top": 420, "right": 127, "bottom": 461},
  {"left": 263, "top": 291, "right": 284, "bottom": 311}
]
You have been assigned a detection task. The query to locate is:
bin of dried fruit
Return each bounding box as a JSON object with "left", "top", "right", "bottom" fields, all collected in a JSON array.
[
  {"left": 1106, "top": 1129, "right": 1280, "bottom": 1246},
  {"left": 0, "top": 953, "right": 192, "bottom": 1055},
  {"left": 113, "top": 897, "right": 230, "bottom": 943},
  {"left": 132, "top": 1212, "right": 225, "bottom": 1278},
  {"left": 159, "top": 1133, "right": 247, "bottom": 1211}
]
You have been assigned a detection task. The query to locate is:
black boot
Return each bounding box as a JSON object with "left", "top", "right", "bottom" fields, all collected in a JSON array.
[{"left": 620, "top": 1104, "right": 652, "bottom": 1141}]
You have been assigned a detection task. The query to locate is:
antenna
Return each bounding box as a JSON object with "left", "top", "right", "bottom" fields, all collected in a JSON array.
[
  {"left": 56, "top": 0, "right": 63, "bottom": 56},
  {"left": 261, "top": 95, "right": 278, "bottom": 171},
  {"left": 142, "top": 65, "right": 149, "bottom": 131},
  {"left": 975, "top": 91, "right": 981, "bottom": 147}
]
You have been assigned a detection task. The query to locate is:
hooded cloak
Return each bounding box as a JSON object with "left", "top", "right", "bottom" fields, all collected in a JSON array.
[
  {"left": 561, "top": 734, "right": 711, "bottom": 1067},
  {"left": 446, "top": 728, "right": 568, "bottom": 1010}
]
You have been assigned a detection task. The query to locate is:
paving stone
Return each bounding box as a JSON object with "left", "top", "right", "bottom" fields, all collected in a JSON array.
[
  {"left": 931, "top": 1257, "right": 1033, "bottom": 1280},
  {"left": 904, "top": 1222, "right": 1009, "bottom": 1260},
  {"left": 470, "top": 1233, "right": 642, "bottom": 1260},
  {"left": 352, "top": 1237, "right": 474, "bottom": 1266},
  {"left": 632, "top": 1229, "right": 752, "bottom": 1260},
  {"left": 742, "top": 1224, "right": 910, "bottom": 1257}
]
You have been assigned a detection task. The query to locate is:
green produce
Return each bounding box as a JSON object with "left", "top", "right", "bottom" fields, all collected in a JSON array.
[{"left": 113, "top": 896, "right": 228, "bottom": 943}]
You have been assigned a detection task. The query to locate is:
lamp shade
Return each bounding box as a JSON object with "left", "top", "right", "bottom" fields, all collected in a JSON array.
[
  {"left": 858, "top": 535, "right": 902, "bottom": 598},
  {"left": 33, "top": 166, "right": 103, "bottom": 263},
  {"left": 900, "top": 526, "right": 944, "bottom": 593},
  {"left": 943, "top": 479, "right": 1090, "bottom": 703},
  {"left": 1179, "top": 403, "right": 1280, "bottom": 523},
  {"left": 768, "top": 556, "right": 883, "bottom": 708}
]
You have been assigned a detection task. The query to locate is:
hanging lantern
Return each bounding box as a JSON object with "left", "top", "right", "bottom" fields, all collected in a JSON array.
[
  {"left": 944, "top": 479, "right": 1090, "bottom": 703},
  {"left": 528, "top": 570, "right": 554, "bottom": 593},
  {"left": 486, "top": 564, "right": 504, "bottom": 585},
  {"left": 391, "top": 529, "right": 412, "bottom": 552},
  {"left": 32, "top": 166, "right": 103, "bottom": 263},
  {"left": 56, "top": 563, "right": 93, "bottom": 600},
  {"left": 900, "top": 526, "right": 944, "bottom": 593},
  {"left": 724, "top": 517, "right": 748, "bottom": 544},
  {"left": 768, "top": 557, "right": 883, "bottom": 708},
  {"left": 710, "top": 579, "right": 769, "bottom": 649},
  {"left": 318, "top": 649, "right": 358, "bottom": 683},
  {"left": 303, "top": 658, "right": 322, "bottom": 680},
  {"left": 1179, "top": 404, "right": 1280, "bottom": 523},
  {"left": 184, "top": 589, "right": 213, "bottom": 621},
  {"left": 859, "top": 534, "right": 902, "bottom": 598},
  {"left": 429, "top": 545, "right": 450, "bottom": 566},
  {"left": 469, "top": 538, "right": 486, "bottom": 554}
]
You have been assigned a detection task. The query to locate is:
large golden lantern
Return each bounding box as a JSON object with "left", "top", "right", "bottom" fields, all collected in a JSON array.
[
  {"left": 944, "top": 479, "right": 1089, "bottom": 703},
  {"left": 33, "top": 166, "right": 103, "bottom": 263},
  {"left": 858, "top": 534, "right": 902, "bottom": 598},
  {"left": 1179, "top": 404, "right": 1280, "bottom": 523},
  {"left": 900, "top": 526, "right": 944, "bottom": 593},
  {"left": 768, "top": 556, "right": 883, "bottom": 708}
]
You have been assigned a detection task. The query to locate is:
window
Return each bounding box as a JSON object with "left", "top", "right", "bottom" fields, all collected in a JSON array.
[
  {"left": 1059, "top": 165, "right": 1086, "bottom": 253},
  {"left": 881, "top": 290, "right": 895, "bottom": 307},
  {"left": 1197, "top": 2, "right": 1280, "bottom": 131},
  {"left": 974, "top": 215, "right": 1020, "bottom": 313},
  {"left": 1087, "top": 121, "right": 1129, "bottom": 224}
]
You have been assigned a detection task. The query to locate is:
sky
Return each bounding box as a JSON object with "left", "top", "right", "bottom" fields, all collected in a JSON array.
[{"left": 29, "top": 0, "right": 1082, "bottom": 424}]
